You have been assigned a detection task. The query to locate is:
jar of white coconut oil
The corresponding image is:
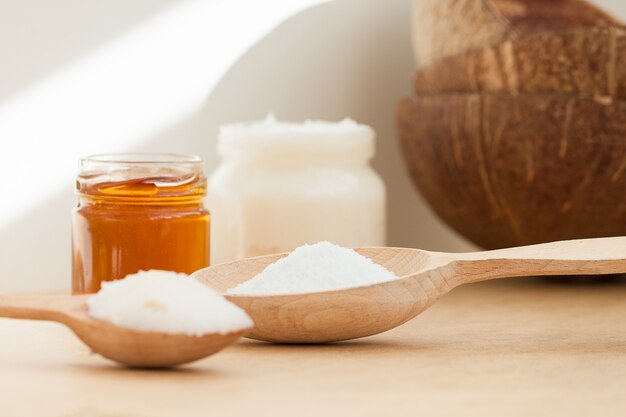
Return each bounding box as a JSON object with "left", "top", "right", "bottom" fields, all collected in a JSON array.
[{"left": 208, "top": 115, "right": 386, "bottom": 264}]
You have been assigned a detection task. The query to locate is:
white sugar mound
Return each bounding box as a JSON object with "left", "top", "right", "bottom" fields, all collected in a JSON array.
[
  {"left": 227, "top": 241, "right": 398, "bottom": 296},
  {"left": 87, "top": 270, "right": 253, "bottom": 336}
]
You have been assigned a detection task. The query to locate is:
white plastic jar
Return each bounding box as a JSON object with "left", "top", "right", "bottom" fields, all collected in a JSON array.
[{"left": 208, "top": 115, "right": 386, "bottom": 264}]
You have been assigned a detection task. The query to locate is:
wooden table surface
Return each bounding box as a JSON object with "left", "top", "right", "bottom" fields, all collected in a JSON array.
[{"left": 2, "top": 278, "right": 626, "bottom": 417}]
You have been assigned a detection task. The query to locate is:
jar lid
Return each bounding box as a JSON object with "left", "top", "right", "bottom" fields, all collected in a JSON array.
[{"left": 217, "top": 114, "right": 375, "bottom": 159}]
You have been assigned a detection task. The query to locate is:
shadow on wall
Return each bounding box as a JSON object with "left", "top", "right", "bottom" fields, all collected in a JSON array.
[{"left": 0, "top": 0, "right": 473, "bottom": 293}]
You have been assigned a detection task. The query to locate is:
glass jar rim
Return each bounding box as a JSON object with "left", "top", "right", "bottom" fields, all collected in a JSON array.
[
  {"left": 81, "top": 153, "right": 202, "bottom": 165},
  {"left": 77, "top": 153, "right": 206, "bottom": 201}
]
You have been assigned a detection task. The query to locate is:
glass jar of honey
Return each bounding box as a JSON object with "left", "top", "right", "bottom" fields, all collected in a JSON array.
[{"left": 72, "top": 153, "right": 210, "bottom": 294}]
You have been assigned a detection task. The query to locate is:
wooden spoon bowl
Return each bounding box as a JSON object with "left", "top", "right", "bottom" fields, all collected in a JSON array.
[
  {"left": 195, "top": 249, "right": 435, "bottom": 343},
  {"left": 0, "top": 294, "right": 250, "bottom": 367},
  {"left": 193, "top": 237, "right": 626, "bottom": 343}
]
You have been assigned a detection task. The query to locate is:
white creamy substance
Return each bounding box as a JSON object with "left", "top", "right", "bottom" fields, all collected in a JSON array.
[
  {"left": 208, "top": 114, "right": 386, "bottom": 264},
  {"left": 87, "top": 270, "right": 253, "bottom": 336},
  {"left": 227, "top": 241, "right": 398, "bottom": 295}
]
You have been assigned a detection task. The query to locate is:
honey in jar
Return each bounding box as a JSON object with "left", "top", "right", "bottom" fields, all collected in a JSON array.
[{"left": 72, "top": 153, "right": 210, "bottom": 294}]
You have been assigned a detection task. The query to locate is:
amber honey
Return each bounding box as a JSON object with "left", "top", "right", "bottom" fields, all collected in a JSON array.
[{"left": 72, "top": 154, "right": 209, "bottom": 294}]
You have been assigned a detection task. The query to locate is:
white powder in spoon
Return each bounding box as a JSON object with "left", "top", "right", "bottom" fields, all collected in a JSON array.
[
  {"left": 87, "top": 270, "right": 253, "bottom": 336},
  {"left": 227, "top": 241, "right": 398, "bottom": 295}
]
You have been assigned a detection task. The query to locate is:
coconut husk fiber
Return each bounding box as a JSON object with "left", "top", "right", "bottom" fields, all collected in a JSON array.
[
  {"left": 396, "top": 93, "right": 626, "bottom": 249},
  {"left": 412, "top": 0, "right": 622, "bottom": 67},
  {"left": 413, "top": 27, "right": 626, "bottom": 99}
]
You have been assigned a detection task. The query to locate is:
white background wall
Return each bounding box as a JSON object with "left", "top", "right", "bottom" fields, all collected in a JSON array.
[{"left": 0, "top": 0, "right": 624, "bottom": 292}]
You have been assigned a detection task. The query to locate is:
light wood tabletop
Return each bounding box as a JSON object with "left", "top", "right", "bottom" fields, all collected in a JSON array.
[{"left": 2, "top": 278, "right": 625, "bottom": 417}]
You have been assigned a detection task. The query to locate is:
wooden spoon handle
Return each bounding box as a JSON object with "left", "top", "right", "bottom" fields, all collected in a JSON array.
[
  {"left": 451, "top": 237, "right": 626, "bottom": 284},
  {"left": 0, "top": 294, "right": 82, "bottom": 322}
]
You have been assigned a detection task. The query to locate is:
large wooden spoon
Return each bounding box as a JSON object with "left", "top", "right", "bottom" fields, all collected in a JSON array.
[
  {"left": 0, "top": 294, "right": 250, "bottom": 367},
  {"left": 193, "top": 237, "right": 626, "bottom": 343}
]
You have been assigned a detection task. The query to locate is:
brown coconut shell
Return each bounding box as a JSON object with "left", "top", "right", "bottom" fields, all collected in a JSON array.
[
  {"left": 396, "top": 93, "right": 626, "bottom": 249},
  {"left": 412, "top": 0, "right": 622, "bottom": 67},
  {"left": 413, "top": 27, "right": 626, "bottom": 99}
]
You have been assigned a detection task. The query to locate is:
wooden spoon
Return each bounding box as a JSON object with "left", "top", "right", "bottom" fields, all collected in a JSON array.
[
  {"left": 192, "top": 237, "right": 626, "bottom": 343},
  {"left": 0, "top": 294, "right": 250, "bottom": 367}
]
